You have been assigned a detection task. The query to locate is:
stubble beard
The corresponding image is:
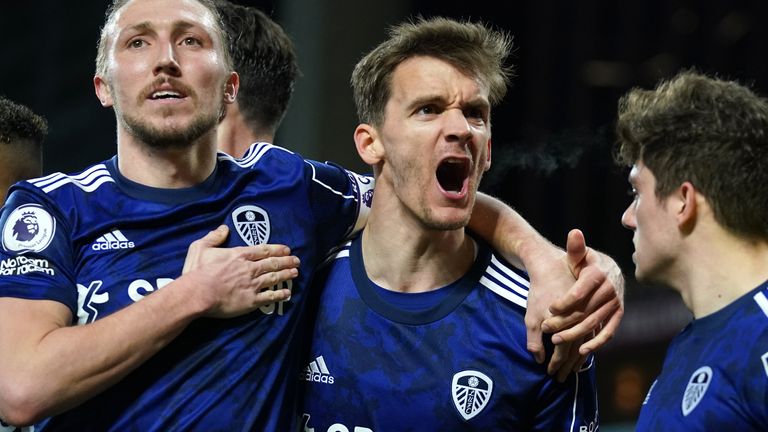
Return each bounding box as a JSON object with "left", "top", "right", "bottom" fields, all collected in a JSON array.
[
  {"left": 120, "top": 107, "right": 219, "bottom": 150},
  {"left": 419, "top": 202, "right": 473, "bottom": 231}
]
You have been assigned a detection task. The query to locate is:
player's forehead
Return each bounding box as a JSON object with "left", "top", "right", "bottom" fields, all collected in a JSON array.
[
  {"left": 628, "top": 162, "right": 650, "bottom": 185},
  {"left": 109, "top": 0, "right": 219, "bottom": 41}
]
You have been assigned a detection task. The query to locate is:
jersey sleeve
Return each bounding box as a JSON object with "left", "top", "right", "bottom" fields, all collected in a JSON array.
[
  {"left": 303, "top": 160, "right": 373, "bottom": 253},
  {"left": 0, "top": 188, "right": 77, "bottom": 315},
  {"left": 533, "top": 354, "right": 600, "bottom": 431}
]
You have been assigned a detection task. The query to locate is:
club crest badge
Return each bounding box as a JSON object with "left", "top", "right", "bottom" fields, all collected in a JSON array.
[
  {"left": 231, "top": 205, "right": 270, "bottom": 246},
  {"left": 452, "top": 370, "right": 493, "bottom": 421},
  {"left": 2, "top": 204, "right": 56, "bottom": 253},
  {"left": 682, "top": 366, "right": 712, "bottom": 416}
]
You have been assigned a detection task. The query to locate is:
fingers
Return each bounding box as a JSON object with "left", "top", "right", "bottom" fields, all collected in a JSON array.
[
  {"left": 196, "top": 225, "right": 230, "bottom": 248},
  {"left": 556, "top": 343, "right": 583, "bottom": 383},
  {"left": 249, "top": 257, "right": 300, "bottom": 287},
  {"left": 253, "top": 286, "right": 293, "bottom": 306},
  {"left": 565, "top": 229, "right": 587, "bottom": 278},
  {"left": 545, "top": 273, "right": 615, "bottom": 332},
  {"left": 547, "top": 340, "right": 584, "bottom": 382},
  {"left": 548, "top": 265, "right": 605, "bottom": 316},
  {"left": 577, "top": 306, "right": 623, "bottom": 355},
  {"left": 550, "top": 297, "right": 620, "bottom": 345},
  {"left": 246, "top": 243, "right": 292, "bottom": 260},
  {"left": 547, "top": 342, "right": 569, "bottom": 376},
  {"left": 525, "top": 316, "right": 546, "bottom": 365},
  {"left": 248, "top": 255, "right": 299, "bottom": 276}
]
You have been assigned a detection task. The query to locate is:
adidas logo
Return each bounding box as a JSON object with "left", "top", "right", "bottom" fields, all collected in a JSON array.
[
  {"left": 91, "top": 230, "right": 135, "bottom": 251},
  {"left": 300, "top": 355, "right": 335, "bottom": 384}
]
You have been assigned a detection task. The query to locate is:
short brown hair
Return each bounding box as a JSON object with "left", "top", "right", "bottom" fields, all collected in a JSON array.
[
  {"left": 615, "top": 70, "right": 768, "bottom": 240},
  {"left": 351, "top": 17, "right": 513, "bottom": 126}
]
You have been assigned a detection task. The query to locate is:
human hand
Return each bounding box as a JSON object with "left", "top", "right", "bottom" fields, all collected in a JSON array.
[
  {"left": 543, "top": 230, "right": 625, "bottom": 358},
  {"left": 523, "top": 229, "right": 587, "bottom": 380},
  {"left": 182, "top": 225, "right": 299, "bottom": 318}
]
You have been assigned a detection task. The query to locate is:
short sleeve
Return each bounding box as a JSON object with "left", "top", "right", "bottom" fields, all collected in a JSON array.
[{"left": 0, "top": 189, "right": 77, "bottom": 314}]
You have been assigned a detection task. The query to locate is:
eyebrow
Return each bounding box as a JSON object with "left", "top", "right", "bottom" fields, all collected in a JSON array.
[
  {"left": 406, "top": 94, "right": 490, "bottom": 112},
  {"left": 119, "top": 20, "right": 201, "bottom": 40}
]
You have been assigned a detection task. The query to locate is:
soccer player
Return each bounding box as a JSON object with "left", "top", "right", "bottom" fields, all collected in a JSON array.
[
  {"left": 299, "top": 18, "right": 599, "bottom": 430},
  {"left": 0, "top": 0, "right": 348, "bottom": 429},
  {"left": 212, "top": 1, "right": 624, "bottom": 375},
  {"left": 0, "top": 96, "right": 46, "bottom": 203},
  {"left": 0, "top": 1, "right": 618, "bottom": 430},
  {"left": 215, "top": 0, "right": 299, "bottom": 157},
  {"left": 615, "top": 71, "right": 768, "bottom": 430}
]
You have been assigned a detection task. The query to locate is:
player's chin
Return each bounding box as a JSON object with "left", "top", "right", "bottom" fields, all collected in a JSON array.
[{"left": 423, "top": 209, "right": 471, "bottom": 231}]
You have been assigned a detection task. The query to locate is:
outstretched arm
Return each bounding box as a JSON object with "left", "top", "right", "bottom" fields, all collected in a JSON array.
[
  {"left": 0, "top": 226, "right": 297, "bottom": 426},
  {"left": 469, "top": 193, "right": 624, "bottom": 378}
]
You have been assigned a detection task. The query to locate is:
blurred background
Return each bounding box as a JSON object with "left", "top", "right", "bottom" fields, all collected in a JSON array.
[{"left": 3, "top": 0, "right": 767, "bottom": 429}]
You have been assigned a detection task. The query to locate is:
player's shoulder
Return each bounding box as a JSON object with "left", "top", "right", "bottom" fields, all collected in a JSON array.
[
  {"left": 318, "top": 240, "right": 353, "bottom": 270},
  {"left": 477, "top": 244, "right": 530, "bottom": 312},
  {"left": 217, "top": 142, "right": 301, "bottom": 170},
  {"left": 217, "top": 141, "right": 301, "bottom": 168},
  {"left": 20, "top": 161, "right": 115, "bottom": 198}
]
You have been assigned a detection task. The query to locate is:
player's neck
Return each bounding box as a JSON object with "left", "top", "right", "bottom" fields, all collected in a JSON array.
[
  {"left": 674, "top": 228, "right": 768, "bottom": 319},
  {"left": 116, "top": 127, "right": 218, "bottom": 189},
  {"left": 217, "top": 104, "right": 274, "bottom": 158},
  {"left": 361, "top": 207, "right": 476, "bottom": 294}
]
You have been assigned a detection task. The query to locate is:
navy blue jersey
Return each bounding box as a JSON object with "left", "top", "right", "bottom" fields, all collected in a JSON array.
[
  {"left": 0, "top": 143, "right": 373, "bottom": 431},
  {"left": 299, "top": 235, "right": 599, "bottom": 432},
  {"left": 636, "top": 281, "right": 768, "bottom": 431}
]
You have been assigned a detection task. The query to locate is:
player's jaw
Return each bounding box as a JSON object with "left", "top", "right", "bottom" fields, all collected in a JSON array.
[{"left": 116, "top": 78, "right": 221, "bottom": 150}]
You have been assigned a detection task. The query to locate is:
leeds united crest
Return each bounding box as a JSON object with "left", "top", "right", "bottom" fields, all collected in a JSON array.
[
  {"left": 682, "top": 366, "right": 712, "bottom": 416},
  {"left": 452, "top": 370, "right": 493, "bottom": 421},
  {"left": 231, "top": 205, "right": 270, "bottom": 246}
]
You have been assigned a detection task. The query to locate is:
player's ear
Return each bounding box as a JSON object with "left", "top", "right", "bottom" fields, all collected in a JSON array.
[
  {"left": 484, "top": 138, "right": 492, "bottom": 171},
  {"left": 224, "top": 72, "right": 239, "bottom": 104},
  {"left": 94, "top": 75, "right": 114, "bottom": 107},
  {"left": 354, "top": 123, "right": 384, "bottom": 165},
  {"left": 677, "top": 181, "right": 698, "bottom": 233}
]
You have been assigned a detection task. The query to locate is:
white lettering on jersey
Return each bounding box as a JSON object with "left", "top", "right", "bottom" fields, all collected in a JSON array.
[
  {"left": 76, "top": 277, "right": 290, "bottom": 324},
  {"left": 127, "top": 278, "right": 174, "bottom": 301},
  {"left": 682, "top": 366, "right": 712, "bottom": 416},
  {"left": 761, "top": 352, "right": 768, "bottom": 379},
  {"left": 302, "top": 414, "right": 372, "bottom": 432},
  {"left": 91, "top": 230, "right": 135, "bottom": 251},
  {"left": 300, "top": 355, "right": 335, "bottom": 384},
  {"left": 258, "top": 279, "right": 292, "bottom": 316},
  {"left": 0, "top": 256, "right": 55, "bottom": 276},
  {"left": 77, "top": 281, "right": 109, "bottom": 324}
]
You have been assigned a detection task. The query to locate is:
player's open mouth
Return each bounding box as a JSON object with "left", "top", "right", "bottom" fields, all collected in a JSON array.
[
  {"left": 150, "top": 90, "right": 185, "bottom": 100},
  {"left": 144, "top": 79, "right": 191, "bottom": 102},
  {"left": 436, "top": 158, "right": 470, "bottom": 195}
]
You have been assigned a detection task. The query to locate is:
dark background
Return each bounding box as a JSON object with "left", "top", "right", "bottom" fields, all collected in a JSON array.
[{"left": 3, "top": 1, "right": 766, "bottom": 428}]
